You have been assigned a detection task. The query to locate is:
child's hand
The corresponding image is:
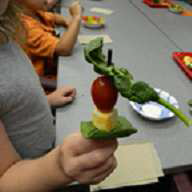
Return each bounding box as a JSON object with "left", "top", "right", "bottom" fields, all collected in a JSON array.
[
  {"left": 69, "top": 1, "right": 82, "bottom": 18},
  {"left": 59, "top": 133, "right": 118, "bottom": 184},
  {"left": 47, "top": 86, "right": 76, "bottom": 107},
  {"left": 46, "top": 0, "right": 58, "bottom": 10}
]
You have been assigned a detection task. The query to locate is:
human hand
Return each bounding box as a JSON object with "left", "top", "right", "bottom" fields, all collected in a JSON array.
[
  {"left": 47, "top": 86, "right": 76, "bottom": 107},
  {"left": 46, "top": 0, "right": 58, "bottom": 10},
  {"left": 59, "top": 133, "right": 118, "bottom": 184},
  {"left": 69, "top": 1, "right": 82, "bottom": 18}
]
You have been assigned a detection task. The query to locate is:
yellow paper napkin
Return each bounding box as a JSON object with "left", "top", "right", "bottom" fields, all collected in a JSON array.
[
  {"left": 90, "top": 7, "right": 113, "bottom": 15},
  {"left": 78, "top": 35, "right": 112, "bottom": 44},
  {"left": 91, "top": 142, "right": 164, "bottom": 191}
]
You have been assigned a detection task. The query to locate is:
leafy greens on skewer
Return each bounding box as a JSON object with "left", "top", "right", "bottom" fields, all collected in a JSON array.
[{"left": 84, "top": 38, "right": 192, "bottom": 127}]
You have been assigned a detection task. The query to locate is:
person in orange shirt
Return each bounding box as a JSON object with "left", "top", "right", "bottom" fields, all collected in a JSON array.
[{"left": 17, "top": 0, "right": 82, "bottom": 90}]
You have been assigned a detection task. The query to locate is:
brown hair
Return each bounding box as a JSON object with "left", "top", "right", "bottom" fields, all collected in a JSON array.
[{"left": 0, "top": 0, "right": 24, "bottom": 42}]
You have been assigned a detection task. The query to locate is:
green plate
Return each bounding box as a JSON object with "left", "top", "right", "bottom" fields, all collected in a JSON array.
[{"left": 81, "top": 116, "right": 137, "bottom": 139}]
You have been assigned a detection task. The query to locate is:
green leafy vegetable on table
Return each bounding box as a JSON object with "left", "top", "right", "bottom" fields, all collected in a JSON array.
[{"left": 84, "top": 37, "right": 192, "bottom": 127}]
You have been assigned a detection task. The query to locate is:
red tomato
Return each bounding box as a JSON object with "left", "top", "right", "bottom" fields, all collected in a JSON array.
[{"left": 91, "top": 76, "right": 118, "bottom": 113}]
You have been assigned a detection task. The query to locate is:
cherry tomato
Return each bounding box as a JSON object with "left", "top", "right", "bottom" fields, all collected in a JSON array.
[{"left": 91, "top": 76, "right": 118, "bottom": 113}]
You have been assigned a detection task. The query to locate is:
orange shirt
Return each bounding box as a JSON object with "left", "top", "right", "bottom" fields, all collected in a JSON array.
[{"left": 21, "top": 11, "right": 59, "bottom": 76}]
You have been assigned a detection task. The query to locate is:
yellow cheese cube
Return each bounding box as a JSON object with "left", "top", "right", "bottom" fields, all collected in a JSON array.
[
  {"left": 184, "top": 56, "right": 192, "bottom": 66},
  {"left": 92, "top": 108, "right": 118, "bottom": 132}
]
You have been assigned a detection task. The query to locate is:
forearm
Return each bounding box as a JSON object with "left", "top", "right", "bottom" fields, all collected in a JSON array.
[
  {"left": 55, "top": 16, "right": 81, "bottom": 56},
  {"left": 0, "top": 146, "right": 72, "bottom": 192},
  {"left": 55, "top": 14, "right": 70, "bottom": 27}
]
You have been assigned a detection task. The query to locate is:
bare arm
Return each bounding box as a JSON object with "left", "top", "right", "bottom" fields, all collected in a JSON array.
[
  {"left": 55, "top": 15, "right": 81, "bottom": 56},
  {"left": 54, "top": 13, "right": 72, "bottom": 28},
  {"left": 55, "top": 1, "right": 82, "bottom": 56},
  {"left": 0, "top": 120, "right": 72, "bottom": 192}
]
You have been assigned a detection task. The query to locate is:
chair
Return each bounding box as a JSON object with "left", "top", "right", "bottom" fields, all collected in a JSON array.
[{"left": 173, "top": 172, "right": 192, "bottom": 192}]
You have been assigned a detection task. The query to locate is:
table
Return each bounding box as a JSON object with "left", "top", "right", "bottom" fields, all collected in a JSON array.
[
  {"left": 129, "top": 0, "right": 192, "bottom": 51},
  {"left": 56, "top": 0, "right": 192, "bottom": 174}
]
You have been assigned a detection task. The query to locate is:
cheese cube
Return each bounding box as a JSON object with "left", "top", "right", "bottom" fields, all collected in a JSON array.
[
  {"left": 184, "top": 56, "right": 192, "bottom": 66},
  {"left": 92, "top": 108, "right": 118, "bottom": 132}
]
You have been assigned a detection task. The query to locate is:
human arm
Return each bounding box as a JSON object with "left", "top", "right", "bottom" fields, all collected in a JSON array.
[
  {"left": 0, "top": 120, "right": 71, "bottom": 192},
  {"left": 54, "top": 13, "right": 72, "bottom": 28},
  {"left": 26, "top": 16, "right": 80, "bottom": 57},
  {"left": 0, "top": 120, "right": 117, "bottom": 191},
  {"left": 55, "top": 15, "right": 81, "bottom": 56},
  {"left": 55, "top": 1, "right": 82, "bottom": 56},
  {"left": 24, "top": 2, "right": 82, "bottom": 58}
]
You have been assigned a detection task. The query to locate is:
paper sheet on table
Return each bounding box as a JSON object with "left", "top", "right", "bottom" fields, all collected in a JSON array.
[
  {"left": 90, "top": 7, "right": 113, "bottom": 15},
  {"left": 150, "top": 142, "right": 164, "bottom": 177},
  {"left": 78, "top": 35, "right": 112, "bottom": 44},
  {"left": 91, "top": 142, "right": 164, "bottom": 191}
]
